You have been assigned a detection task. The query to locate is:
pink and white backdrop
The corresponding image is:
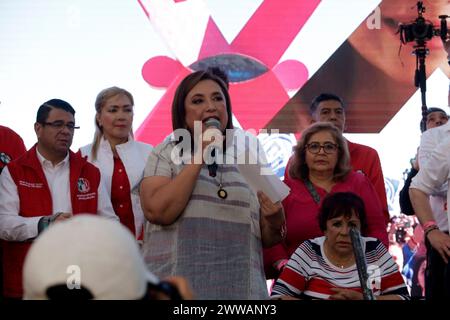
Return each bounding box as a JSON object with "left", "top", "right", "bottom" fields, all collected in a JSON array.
[{"left": 1, "top": 0, "right": 449, "bottom": 214}]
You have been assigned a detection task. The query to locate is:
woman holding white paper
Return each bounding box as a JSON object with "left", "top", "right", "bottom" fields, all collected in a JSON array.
[{"left": 139, "top": 69, "right": 286, "bottom": 299}]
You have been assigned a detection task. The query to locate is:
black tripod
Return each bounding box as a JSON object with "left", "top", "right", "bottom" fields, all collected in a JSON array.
[{"left": 413, "top": 42, "right": 429, "bottom": 132}]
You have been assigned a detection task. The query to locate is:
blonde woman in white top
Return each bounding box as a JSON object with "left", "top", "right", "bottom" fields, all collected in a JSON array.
[{"left": 80, "top": 87, "right": 152, "bottom": 239}]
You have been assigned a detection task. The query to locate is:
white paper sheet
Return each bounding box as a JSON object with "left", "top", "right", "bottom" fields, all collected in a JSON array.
[{"left": 237, "top": 163, "right": 291, "bottom": 203}]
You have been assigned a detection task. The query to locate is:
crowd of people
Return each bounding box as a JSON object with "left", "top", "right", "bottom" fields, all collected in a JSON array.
[{"left": 1, "top": 43, "right": 450, "bottom": 300}]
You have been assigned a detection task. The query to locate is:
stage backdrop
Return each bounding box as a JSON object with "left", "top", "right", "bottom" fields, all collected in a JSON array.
[{"left": 1, "top": 0, "right": 449, "bottom": 214}]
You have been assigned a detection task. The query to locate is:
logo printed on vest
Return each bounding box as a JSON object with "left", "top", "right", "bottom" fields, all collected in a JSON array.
[
  {"left": 0, "top": 152, "right": 11, "bottom": 165},
  {"left": 77, "top": 178, "right": 90, "bottom": 193},
  {"left": 19, "top": 180, "right": 44, "bottom": 188}
]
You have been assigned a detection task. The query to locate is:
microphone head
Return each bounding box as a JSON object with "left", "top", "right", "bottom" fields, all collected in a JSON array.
[
  {"left": 349, "top": 226, "right": 361, "bottom": 240},
  {"left": 204, "top": 118, "right": 222, "bottom": 130}
]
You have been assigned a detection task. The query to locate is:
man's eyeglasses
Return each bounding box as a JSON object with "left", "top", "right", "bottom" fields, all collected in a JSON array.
[
  {"left": 42, "top": 121, "right": 80, "bottom": 131},
  {"left": 306, "top": 142, "right": 338, "bottom": 154}
]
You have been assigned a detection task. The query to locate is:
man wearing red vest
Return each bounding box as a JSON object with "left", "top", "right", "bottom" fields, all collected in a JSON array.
[
  {"left": 0, "top": 125, "right": 27, "bottom": 300},
  {"left": 0, "top": 125, "right": 26, "bottom": 174},
  {"left": 0, "top": 99, "right": 117, "bottom": 299}
]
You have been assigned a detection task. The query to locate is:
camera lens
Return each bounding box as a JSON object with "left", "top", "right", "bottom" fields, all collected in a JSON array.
[{"left": 412, "top": 20, "right": 434, "bottom": 40}]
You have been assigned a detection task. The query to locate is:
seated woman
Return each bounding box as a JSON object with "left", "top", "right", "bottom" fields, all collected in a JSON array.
[
  {"left": 271, "top": 192, "right": 409, "bottom": 300},
  {"left": 264, "top": 122, "right": 388, "bottom": 279}
]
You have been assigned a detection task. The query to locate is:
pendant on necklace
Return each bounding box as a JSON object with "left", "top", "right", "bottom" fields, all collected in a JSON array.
[{"left": 217, "top": 186, "right": 228, "bottom": 199}]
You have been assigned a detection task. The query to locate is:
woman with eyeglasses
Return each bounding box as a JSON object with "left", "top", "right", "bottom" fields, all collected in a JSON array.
[
  {"left": 79, "top": 87, "right": 152, "bottom": 240},
  {"left": 264, "top": 122, "right": 388, "bottom": 280}
]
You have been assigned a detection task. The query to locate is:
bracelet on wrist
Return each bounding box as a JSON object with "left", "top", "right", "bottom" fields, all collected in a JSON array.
[
  {"left": 424, "top": 225, "right": 440, "bottom": 239},
  {"left": 422, "top": 220, "right": 437, "bottom": 231},
  {"left": 37, "top": 216, "right": 51, "bottom": 234},
  {"left": 37, "top": 212, "right": 65, "bottom": 234}
]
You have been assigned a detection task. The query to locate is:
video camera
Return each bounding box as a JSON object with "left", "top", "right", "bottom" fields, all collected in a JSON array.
[
  {"left": 395, "top": 225, "right": 409, "bottom": 244},
  {"left": 398, "top": 1, "right": 448, "bottom": 45},
  {"left": 391, "top": 215, "right": 413, "bottom": 244}
]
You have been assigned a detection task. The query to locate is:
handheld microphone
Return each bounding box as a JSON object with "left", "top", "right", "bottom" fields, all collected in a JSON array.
[
  {"left": 204, "top": 118, "right": 221, "bottom": 177},
  {"left": 349, "top": 227, "right": 375, "bottom": 300}
]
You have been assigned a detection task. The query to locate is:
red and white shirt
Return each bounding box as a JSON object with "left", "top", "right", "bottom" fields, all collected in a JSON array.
[
  {"left": 80, "top": 137, "right": 152, "bottom": 238},
  {"left": 271, "top": 236, "right": 409, "bottom": 300}
]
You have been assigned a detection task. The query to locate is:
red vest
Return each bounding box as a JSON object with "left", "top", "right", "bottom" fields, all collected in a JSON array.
[
  {"left": 0, "top": 125, "right": 26, "bottom": 172},
  {"left": 2, "top": 145, "right": 100, "bottom": 298}
]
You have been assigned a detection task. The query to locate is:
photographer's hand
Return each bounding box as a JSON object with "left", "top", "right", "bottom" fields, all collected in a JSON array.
[
  {"left": 148, "top": 276, "right": 195, "bottom": 300},
  {"left": 427, "top": 229, "right": 450, "bottom": 263},
  {"left": 163, "top": 276, "right": 195, "bottom": 300}
]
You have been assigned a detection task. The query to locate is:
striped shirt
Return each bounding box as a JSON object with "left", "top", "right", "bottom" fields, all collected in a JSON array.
[
  {"left": 141, "top": 132, "right": 269, "bottom": 300},
  {"left": 271, "top": 236, "right": 410, "bottom": 300}
]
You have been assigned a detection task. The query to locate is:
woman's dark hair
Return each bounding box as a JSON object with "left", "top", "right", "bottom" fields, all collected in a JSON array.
[
  {"left": 318, "top": 192, "right": 368, "bottom": 234},
  {"left": 288, "top": 122, "right": 351, "bottom": 181},
  {"left": 171, "top": 70, "right": 233, "bottom": 131},
  {"left": 206, "top": 67, "right": 229, "bottom": 89}
]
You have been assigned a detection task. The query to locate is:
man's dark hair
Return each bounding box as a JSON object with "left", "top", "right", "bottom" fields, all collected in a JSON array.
[
  {"left": 419, "top": 107, "right": 448, "bottom": 133},
  {"left": 36, "top": 99, "right": 75, "bottom": 124},
  {"left": 310, "top": 93, "right": 345, "bottom": 115},
  {"left": 318, "top": 192, "right": 368, "bottom": 234}
]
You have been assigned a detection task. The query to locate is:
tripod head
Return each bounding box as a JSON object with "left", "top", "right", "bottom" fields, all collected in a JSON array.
[
  {"left": 397, "top": 1, "right": 449, "bottom": 124},
  {"left": 398, "top": 1, "right": 448, "bottom": 46}
]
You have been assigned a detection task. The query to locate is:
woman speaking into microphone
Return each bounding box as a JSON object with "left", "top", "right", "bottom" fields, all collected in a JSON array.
[{"left": 140, "top": 69, "right": 286, "bottom": 300}]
